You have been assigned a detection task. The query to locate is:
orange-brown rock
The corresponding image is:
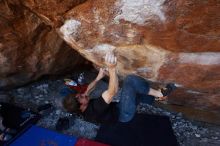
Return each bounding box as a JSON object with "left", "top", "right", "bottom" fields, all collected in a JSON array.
[
  {"left": 21, "top": 0, "right": 87, "bottom": 26},
  {"left": 57, "top": 0, "right": 220, "bottom": 112},
  {"left": 1, "top": 0, "right": 220, "bottom": 115},
  {"left": 0, "top": 0, "right": 86, "bottom": 89}
]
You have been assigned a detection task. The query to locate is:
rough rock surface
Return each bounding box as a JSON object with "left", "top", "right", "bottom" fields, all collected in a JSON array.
[
  {"left": 1, "top": 0, "right": 220, "bottom": 117},
  {"left": 21, "top": 0, "right": 87, "bottom": 26},
  {"left": 57, "top": 0, "right": 220, "bottom": 112},
  {"left": 0, "top": 0, "right": 87, "bottom": 89}
]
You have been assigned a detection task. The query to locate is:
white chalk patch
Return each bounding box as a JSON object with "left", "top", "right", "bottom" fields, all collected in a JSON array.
[
  {"left": 91, "top": 44, "right": 116, "bottom": 54},
  {"left": 179, "top": 52, "right": 220, "bottom": 65},
  {"left": 114, "top": 0, "right": 166, "bottom": 25},
  {"left": 99, "top": 25, "right": 106, "bottom": 35},
  {"left": 186, "top": 90, "right": 202, "bottom": 94},
  {"left": 136, "top": 67, "right": 152, "bottom": 73},
  {"left": 60, "top": 19, "right": 81, "bottom": 38},
  {"left": 173, "top": 83, "right": 183, "bottom": 88},
  {"left": 93, "top": 8, "right": 101, "bottom": 23}
]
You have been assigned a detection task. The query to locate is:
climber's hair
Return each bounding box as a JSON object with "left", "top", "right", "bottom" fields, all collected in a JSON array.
[{"left": 63, "top": 94, "right": 81, "bottom": 114}]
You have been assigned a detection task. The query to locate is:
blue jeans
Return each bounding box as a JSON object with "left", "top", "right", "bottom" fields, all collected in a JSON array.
[{"left": 118, "top": 75, "right": 155, "bottom": 122}]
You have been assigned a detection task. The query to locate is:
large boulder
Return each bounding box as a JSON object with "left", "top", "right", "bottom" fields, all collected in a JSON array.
[
  {"left": 0, "top": 0, "right": 86, "bottom": 89},
  {"left": 1, "top": 0, "right": 219, "bottom": 116},
  {"left": 57, "top": 0, "right": 220, "bottom": 112}
]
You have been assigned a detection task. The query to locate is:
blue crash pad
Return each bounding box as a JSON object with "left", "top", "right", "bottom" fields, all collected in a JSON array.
[{"left": 10, "top": 125, "right": 77, "bottom": 146}]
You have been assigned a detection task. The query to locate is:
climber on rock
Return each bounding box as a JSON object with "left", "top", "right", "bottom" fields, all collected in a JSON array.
[{"left": 63, "top": 52, "right": 176, "bottom": 123}]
